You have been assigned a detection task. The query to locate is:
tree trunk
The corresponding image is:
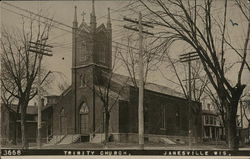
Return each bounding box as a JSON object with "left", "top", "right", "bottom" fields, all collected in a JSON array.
[
  {"left": 13, "top": 114, "right": 17, "bottom": 145},
  {"left": 20, "top": 103, "right": 27, "bottom": 149},
  {"left": 224, "top": 121, "right": 228, "bottom": 143},
  {"left": 104, "top": 111, "right": 110, "bottom": 144},
  {"left": 227, "top": 99, "right": 239, "bottom": 150}
]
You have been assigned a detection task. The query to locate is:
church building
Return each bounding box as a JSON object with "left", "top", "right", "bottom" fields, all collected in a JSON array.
[{"left": 42, "top": 1, "right": 202, "bottom": 144}]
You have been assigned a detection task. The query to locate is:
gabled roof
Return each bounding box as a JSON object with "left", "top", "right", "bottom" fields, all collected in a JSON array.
[
  {"left": 96, "top": 24, "right": 107, "bottom": 32},
  {"left": 61, "top": 85, "right": 72, "bottom": 97},
  {"left": 78, "top": 22, "right": 91, "bottom": 32},
  {"left": 110, "top": 73, "right": 185, "bottom": 99},
  {"left": 52, "top": 73, "right": 186, "bottom": 102},
  {"left": 94, "top": 85, "right": 127, "bottom": 101}
]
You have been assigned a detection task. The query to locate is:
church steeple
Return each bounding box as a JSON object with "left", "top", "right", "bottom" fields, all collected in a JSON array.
[{"left": 90, "top": 0, "right": 96, "bottom": 31}]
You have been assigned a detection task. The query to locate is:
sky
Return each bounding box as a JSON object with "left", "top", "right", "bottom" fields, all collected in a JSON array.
[{"left": 1, "top": 0, "right": 250, "bottom": 99}]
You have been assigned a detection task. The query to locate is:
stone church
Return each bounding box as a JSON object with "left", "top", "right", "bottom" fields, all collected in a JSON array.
[{"left": 42, "top": 2, "right": 202, "bottom": 144}]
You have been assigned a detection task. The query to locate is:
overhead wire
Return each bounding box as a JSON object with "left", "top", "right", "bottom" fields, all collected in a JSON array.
[{"left": 3, "top": 2, "right": 174, "bottom": 64}]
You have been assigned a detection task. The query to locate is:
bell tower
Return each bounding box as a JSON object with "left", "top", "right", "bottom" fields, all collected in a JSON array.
[{"left": 71, "top": 0, "right": 112, "bottom": 134}]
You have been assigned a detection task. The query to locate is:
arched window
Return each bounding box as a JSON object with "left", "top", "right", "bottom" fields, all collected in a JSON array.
[
  {"left": 80, "top": 41, "right": 87, "bottom": 62},
  {"left": 79, "top": 103, "right": 89, "bottom": 134},
  {"left": 80, "top": 74, "right": 86, "bottom": 88},
  {"left": 80, "top": 103, "right": 89, "bottom": 114}
]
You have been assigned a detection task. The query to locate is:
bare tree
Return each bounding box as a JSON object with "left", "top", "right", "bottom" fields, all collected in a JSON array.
[
  {"left": 1, "top": 16, "right": 53, "bottom": 148},
  {"left": 0, "top": 79, "right": 19, "bottom": 145},
  {"left": 131, "top": 0, "right": 250, "bottom": 150},
  {"left": 118, "top": 33, "right": 162, "bottom": 87},
  {"left": 86, "top": 46, "right": 129, "bottom": 144},
  {"left": 162, "top": 54, "right": 209, "bottom": 102}
]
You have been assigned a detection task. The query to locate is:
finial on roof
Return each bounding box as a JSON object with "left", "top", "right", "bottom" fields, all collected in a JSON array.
[
  {"left": 92, "top": 0, "right": 95, "bottom": 17},
  {"left": 81, "top": 11, "right": 86, "bottom": 22},
  {"left": 90, "top": 0, "right": 96, "bottom": 31}
]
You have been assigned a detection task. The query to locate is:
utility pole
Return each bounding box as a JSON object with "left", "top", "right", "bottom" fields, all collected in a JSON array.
[
  {"left": 28, "top": 38, "right": 53, "bottom": 148},
  {"left": 123, "top": 12, "right": 153, "bottom": 149},
  {"left": 179, "top": 51, "right": 199, "bottom": 149}
]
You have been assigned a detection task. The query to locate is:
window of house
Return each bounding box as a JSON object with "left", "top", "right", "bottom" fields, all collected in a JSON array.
[
  {"left": 161, "top": 105, "right": 166, "bottom": 129},
  {"left": 207, "top": 103, "right": 211, "bottom": 110},
  {"left": 209, "top": 116, "right": 213, "bottom": 125},
  {"left": 215, "top": 117, "right": 218, "bottom": 126},
  {"left": 213, "top": 117, "right": 216, "bottom": 125},
  {"left": 205, "top": 116, "right": 209, "bottom": 125}
]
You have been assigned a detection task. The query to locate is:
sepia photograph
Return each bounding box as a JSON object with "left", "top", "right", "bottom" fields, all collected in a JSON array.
[{"left": 0, "top": 0, "right": 250, "bottom": 158}]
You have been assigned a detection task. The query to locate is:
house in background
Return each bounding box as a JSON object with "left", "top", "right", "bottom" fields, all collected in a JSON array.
[
  {"left": 1, "top": 103, "right": 39, "bottom": 145},
  {"left": 239, "top": 97, "right": 250, "bottom": 144},
  {"left": 201, "top": 98, "right": 224, "bottom": 141},
  {"left": 202, "top": 110, "right": 223, "bottom": 141}
]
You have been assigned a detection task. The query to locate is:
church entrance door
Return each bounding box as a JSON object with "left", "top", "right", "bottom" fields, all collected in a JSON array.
[{"left": 80, "top": 114, "right": 89, "bottom": 134}]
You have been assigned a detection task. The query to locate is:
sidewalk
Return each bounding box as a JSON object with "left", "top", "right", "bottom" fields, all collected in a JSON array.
[
  {"left": 2, "top": 142, "right": 250, "bottom": 150},
  {"left": 39, "top": 142, "right": 250, "bottom": 150}
]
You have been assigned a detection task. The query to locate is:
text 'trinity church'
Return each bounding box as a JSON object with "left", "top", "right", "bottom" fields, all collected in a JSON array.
[{"left": 42, "top": 1, "right": 202, "bottom": 144}]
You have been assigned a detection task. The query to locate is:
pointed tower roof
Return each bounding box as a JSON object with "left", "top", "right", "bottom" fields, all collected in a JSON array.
[
  {"left": 73, "top": 6, "right": 78, "bottom": 28},
  {"left": 91, "top": 0, "right": 95, "bottom": 17},
  {"left": 90, "top": 0, "right": 97, "bottom": 31},
  {"left": 107, "top": 7, "right": 111, "bottom": 30}
]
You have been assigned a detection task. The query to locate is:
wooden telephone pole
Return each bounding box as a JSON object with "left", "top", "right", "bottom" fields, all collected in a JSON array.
[
  {"left": 179, "top": 51, "right": 199, "bottom": 148},
  {"left": 123, "top": 12, "right": 153, "bottom": 149},
  {"left": 28, "top": 39, "right": 52, "bottom": 148}
]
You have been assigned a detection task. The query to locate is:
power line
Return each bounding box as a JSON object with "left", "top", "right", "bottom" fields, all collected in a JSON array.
[
  {"left": 2, "top": 7, "right": 72, "bottom": 34},
  {"left": 3, "top": 5, "right": 168, "bottom": 62},
  {"left": 96, "top": 1, "right": 138, "bottom": 20},
  {"left": 3, "top": 2, "right": 171, "bottom": 63},
  {"left": 2, "top": 2, "right": 138, "bottom": 44},
  {"left": 3, "top": 2, "right": 72, "bottom": 29}
]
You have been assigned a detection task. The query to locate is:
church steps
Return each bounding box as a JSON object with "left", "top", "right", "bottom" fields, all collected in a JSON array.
[
  {"left": 90, "top": 133, "right": 105, "bottom": 143},
  {"left": 57, "top": 134, "right": 81, "bottom": 145}
]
